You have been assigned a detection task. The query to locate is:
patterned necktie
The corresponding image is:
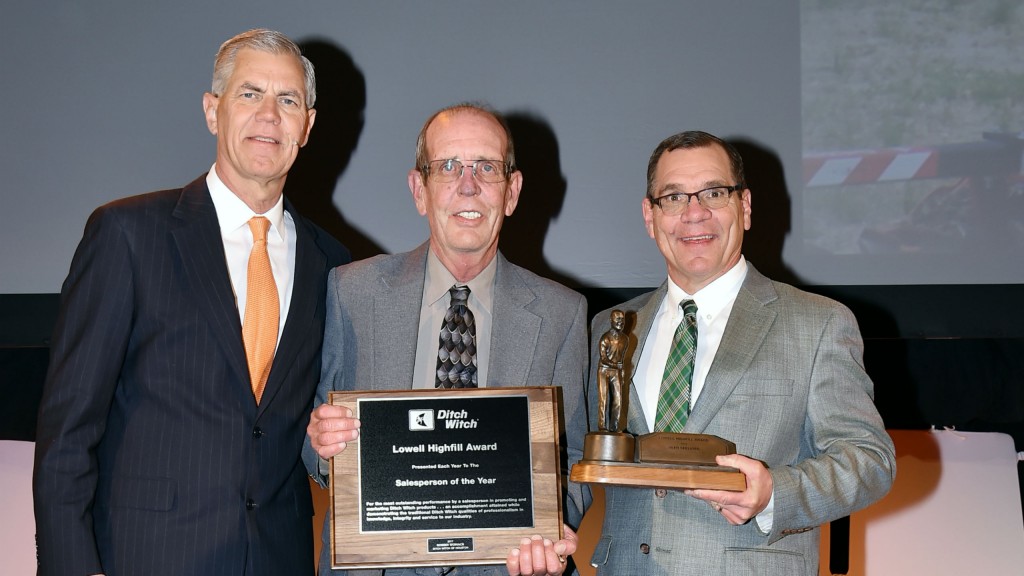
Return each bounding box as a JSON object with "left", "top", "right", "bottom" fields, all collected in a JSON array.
[
  {"left": 655, "top": 300, "right": 698, "bottom": 432},
  {"left": 435, "top": 285, "right": 478, "bottom": 388},
  {"left": 242, "top": 216, "right": 279, "bottom": 404}
]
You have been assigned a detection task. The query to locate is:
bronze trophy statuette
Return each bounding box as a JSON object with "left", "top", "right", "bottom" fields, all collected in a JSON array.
[{"left": 570, "top": 310, "right": 746, "bottom": 492}]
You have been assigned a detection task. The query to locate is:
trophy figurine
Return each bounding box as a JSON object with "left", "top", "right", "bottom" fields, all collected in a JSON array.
[
  {"left": 585, "top": 309, "right": 635, "bottom": 461},
  {"left": 571, "top": 310, "right": 746, "bottom": 491}
]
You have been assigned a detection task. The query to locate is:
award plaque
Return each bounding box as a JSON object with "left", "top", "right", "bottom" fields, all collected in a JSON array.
[
  {"left": 569, "top": 310, "right": 746, "bottom": 492},
  {"left": 328, "top": 387, "right": 563, "bottom": 570}
]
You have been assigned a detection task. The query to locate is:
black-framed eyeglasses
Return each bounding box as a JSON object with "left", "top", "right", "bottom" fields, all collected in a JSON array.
[
  {"left": 648, "top": 185, "right": 743, "bottom": 214},
  {"left": 422, "top": 158, "right": 510, "bottom": 183}
]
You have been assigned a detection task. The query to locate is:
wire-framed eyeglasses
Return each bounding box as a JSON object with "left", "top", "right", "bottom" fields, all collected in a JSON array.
[
  {"left": 422, "top": 158, "right": 510, "bottom": 183},
  {"left": 647, "top": 185, "right": 743, "bottom": 214}
]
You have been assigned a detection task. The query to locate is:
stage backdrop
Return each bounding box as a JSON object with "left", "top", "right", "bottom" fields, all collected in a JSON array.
[{"left": 2, "top": 1, "right": 1022, "bottom": 294}]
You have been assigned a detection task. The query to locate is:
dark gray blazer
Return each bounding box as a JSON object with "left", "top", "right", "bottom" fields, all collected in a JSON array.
[
  {"left": 585, "top": 264, "right": 896, "bottom": 576},
  {"left": 34, "top": 175, "right": 349, "bottom": 576},
  {"left": 303, "top": 242, "right": 590, "bottom": 576}
]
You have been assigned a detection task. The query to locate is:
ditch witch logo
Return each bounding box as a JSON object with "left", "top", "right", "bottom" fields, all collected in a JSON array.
[{"left": 408, "top": 409, "right": 478, "bottom": 431}]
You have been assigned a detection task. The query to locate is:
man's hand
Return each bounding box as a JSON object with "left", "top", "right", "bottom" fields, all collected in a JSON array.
[
  {"left": 506, "top": 525, "right": 578, "bottom": 576},
  {"left": 685, "top": 453, "right": 773, "bottom": 525},
  {"left": 307, "top": 404, "right": 360, "bottom": 460}
]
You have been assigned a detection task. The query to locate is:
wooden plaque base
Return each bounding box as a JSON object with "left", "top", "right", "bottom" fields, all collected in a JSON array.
[
  {"left": 570, "top": 459, "right": 746, "bottom": 491},
  {"left": 571, "top": 431, "right": 746, "bottom": 491}
]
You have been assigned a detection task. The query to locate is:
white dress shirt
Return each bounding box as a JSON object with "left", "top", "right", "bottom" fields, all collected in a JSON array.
[{"left": 206, "top": 165, "right": 296, "bottom": 344}]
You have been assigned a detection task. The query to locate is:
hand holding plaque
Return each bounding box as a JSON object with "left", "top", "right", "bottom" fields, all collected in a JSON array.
[{"left": 570, "top": 310, "right": 746, "bottom": 492}]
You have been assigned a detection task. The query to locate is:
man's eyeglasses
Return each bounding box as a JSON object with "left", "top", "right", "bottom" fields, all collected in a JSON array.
[
  {"left": 422, "top": 159, "right": 510, "bottom": 183},
  {"left": 647, "top": 185, "right": 743, "bottom": 214}
]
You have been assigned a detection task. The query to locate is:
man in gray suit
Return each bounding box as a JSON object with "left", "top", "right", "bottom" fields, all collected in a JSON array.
[
  {"left": 582, "top": 131, "right": 896, "bottom": 575},
  {"left": 304, "top": 103, "right": 589, "bottom": 576}
]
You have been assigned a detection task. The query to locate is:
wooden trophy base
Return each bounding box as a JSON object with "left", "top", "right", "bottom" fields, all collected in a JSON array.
[{"left": 570, "top": 432, "right": 746, "bottom": 492}]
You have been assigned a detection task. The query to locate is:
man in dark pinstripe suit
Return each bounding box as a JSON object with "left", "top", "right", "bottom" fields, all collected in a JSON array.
[{"left": 33, "top": 29, "right": 349, "bottom": 576}]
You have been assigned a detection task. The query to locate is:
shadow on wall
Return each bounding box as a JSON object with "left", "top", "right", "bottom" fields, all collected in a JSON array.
[
  {"left": 500, "top": 111, "right": 585, "bottom": 290},
  {"left": 286, "top": 38, "right": 385, "bottom": 260},
  {"left": 730, "top": 138, "right": 799, "bottom": 286}
]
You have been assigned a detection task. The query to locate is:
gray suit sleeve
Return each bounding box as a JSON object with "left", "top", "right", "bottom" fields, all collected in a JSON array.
[
  {"left": 555, "top": 292, "right": 593, "bottom": 529},
  {"left": 766, "top": 302, "right": 896, "bottom": 543},
  {"left": 302, "top": 266, "right": 345, "bottom": 487}
]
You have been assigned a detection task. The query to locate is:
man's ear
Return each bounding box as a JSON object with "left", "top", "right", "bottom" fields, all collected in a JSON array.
[
  {"left": 741, "top": 188, "right": 752, "bottom": 231},
  {"left": 298, "top": 108, "right": 317, "bottom": 147},
  {"left": 202, "top": 92, "right": 219, "bottom": 136},
  {"left": 409, "top": 169, "right": 428, "bottom": 216},
  {"left": 503, "top": 170, "right": 523, "bottom": 216},
  {"left": 642, "top": 197, "right": 656, "bottom": 239}
]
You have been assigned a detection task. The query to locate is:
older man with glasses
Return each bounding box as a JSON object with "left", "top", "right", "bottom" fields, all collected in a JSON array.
[{"left": 303, "top": 103, "right": 589, "bottom": 576}]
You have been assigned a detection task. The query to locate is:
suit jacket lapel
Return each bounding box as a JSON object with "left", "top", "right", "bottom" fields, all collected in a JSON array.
[
  {"left": 258, "top": 200, "right": 328, "bottom": 410},
  {"left": 171, "top": 177, "right": 250, "bottom": 395},
  {"left": 686, "top": 265, "right": 778, "bottom": 434},
  {"left": 489, "top": 253, "right": 541, "bottom": 387},
  {"left": 625, "top": 283, "right": 667, "bottom": 436},
  {"left": 373, "top": 244, "right": 427, "bottom": 390}
]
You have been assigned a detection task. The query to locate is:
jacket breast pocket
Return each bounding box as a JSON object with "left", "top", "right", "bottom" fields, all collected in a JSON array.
[{"left": 732, "top": 377, "right": 793, "bottom": 396}]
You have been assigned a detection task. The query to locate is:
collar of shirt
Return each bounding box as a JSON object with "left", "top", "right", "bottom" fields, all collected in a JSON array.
[
  {"left": 206, "top": 164, "right": 286, "bottom": 241},
  {"left": 206, "top": 164, "right": 295, "bottom": 334},
  {"left": 414, "top": 248, "right": 497, "bottom": 389},
  {"left": 637, "top": 257, "right": 748, "bottom": 432},
  {"left": 665, "top": 256, "right": 748, "bottom": 324},
  {"left": 423, "top": 247, "right": 496, "bottom": 315}
]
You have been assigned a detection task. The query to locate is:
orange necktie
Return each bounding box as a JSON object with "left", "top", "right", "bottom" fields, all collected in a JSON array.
[{"left": 242, "top": 216, "right": 279, "bottom": 404}]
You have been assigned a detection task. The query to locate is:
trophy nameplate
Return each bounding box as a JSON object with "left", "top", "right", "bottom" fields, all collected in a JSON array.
[{"left": 636, "top": 432, "right": 736, "bottom": 465}]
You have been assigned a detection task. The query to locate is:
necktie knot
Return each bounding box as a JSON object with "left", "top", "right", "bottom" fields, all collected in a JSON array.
[
  {"left": 449, "top": 285, "right": 470, "bottom": 306},
  {"left": 682, "top": 299, "right": 698, "bottom": 323},
  {"left": 248, "top": 216, "right": 271, "bottom": 243}
]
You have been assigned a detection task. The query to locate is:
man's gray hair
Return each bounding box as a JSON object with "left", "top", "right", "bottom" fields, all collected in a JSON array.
[{"left": 211, "top": 28, "right": 316, "bottom": 108}]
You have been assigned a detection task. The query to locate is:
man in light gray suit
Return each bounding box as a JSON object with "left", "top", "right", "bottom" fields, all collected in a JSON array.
[
  {"left": 304, "top": 103, "right": 589, "bottom": 576},
  {"left": 582, "top": 131, "right": 896, "bottom": 575}
]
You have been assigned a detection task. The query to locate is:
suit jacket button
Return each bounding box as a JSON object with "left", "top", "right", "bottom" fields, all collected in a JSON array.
[
  {"left": 252, "top": 427, "right": 264, "bottom": 439},
  {"left": 654, "top": 489, "right": 667, "bottom": 498},
  {"left": 246, "top": 498, "right": 256, "bottom": 511},
  {"left": 639, "top": 543, "right": 650, "bottom": 554}
]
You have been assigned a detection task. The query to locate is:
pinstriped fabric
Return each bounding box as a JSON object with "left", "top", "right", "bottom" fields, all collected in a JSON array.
[
  {"left": 655, "top": 300, "right": 698, "bottom": 432},
  {"left": 33, "top": 177, "right": 350, "bottom": 576}
]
